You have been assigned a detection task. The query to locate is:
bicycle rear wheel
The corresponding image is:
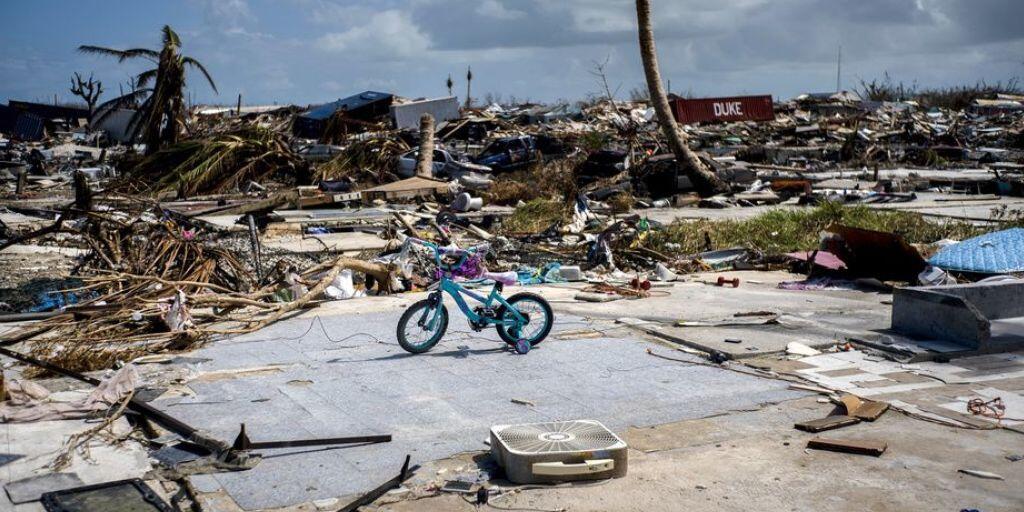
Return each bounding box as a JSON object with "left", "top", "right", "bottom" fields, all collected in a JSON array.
[
  {"left": 397, "top": 299, "right": 449, "bottom": 354},
  {"left": 497, "top": 293, "right": 554, "bottom": 347}
]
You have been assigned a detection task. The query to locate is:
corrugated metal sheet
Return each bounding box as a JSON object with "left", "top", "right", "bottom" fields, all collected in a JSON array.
[
  {"left": 7, "top": 100, "right": 88, "bottom": 121},
  {"left": 391, "top": 96, "right": 460, "bottom": 130},
  {"left": 0, "top": 105, "right": 44, "bottom": 141},
  {"left": 672, "top": 95, "right": 775, "bottom": 124}
]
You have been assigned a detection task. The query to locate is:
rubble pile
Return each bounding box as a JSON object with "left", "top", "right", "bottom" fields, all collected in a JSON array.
[{"left": 2, "top": 76, "right": 1024, "bottom": 512}]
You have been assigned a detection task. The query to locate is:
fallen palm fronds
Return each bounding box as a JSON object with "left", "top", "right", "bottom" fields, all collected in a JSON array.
[
  {"left": 16, "top": 254, "right": 397, "bottom": 374},
  {"left": 316, "top": 136, "right": 409, "bottom": 184},
  {"left": 2, "top": 201, "right": 398, "bottom": 374},
  {"left": 125, "top": 127, "right": 305, "bottom": 196}
]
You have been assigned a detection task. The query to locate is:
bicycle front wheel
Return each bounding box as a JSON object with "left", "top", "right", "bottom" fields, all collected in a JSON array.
[{"left": 397, "top": 299, "right": 449, "bottom": 354}]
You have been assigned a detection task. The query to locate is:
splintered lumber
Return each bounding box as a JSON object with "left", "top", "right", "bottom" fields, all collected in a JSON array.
[
  {"left": 795, "top": 415, "right": 860, "bottom": 433},
  {"left": 392, "top": 211, "right": 423, "bottom": 238},
  {"left": 807, "top": 437, "right": 887, "bottom": 457},
  {"left": 201, "top": 189, "right": 299, "bottom": 217}
]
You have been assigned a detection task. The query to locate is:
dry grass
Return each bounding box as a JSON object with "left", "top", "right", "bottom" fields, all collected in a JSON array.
[
  {"left": 484, "top": 158, "right": 579, "bottom": 206},
  {"left": 500, "top": 199, "right": 570, "bottom": 234},
  {"left": 607, "top": 192, "right": 635, "bottom": 214},
  {"left": 642, "top": 202, "right": 987, "bottom": 256}
]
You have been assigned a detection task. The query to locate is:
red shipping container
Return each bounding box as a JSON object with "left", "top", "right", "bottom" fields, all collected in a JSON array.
[{"left": 672, "top": 95, "right": 775, "bottom": 124}]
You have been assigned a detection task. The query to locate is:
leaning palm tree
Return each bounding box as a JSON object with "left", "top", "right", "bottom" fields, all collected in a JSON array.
[
  {"left": 635, "top": 0, "right": 728, "bottom": 197},
  {"left": 80, "top": 25, "right": 217, "bottom": 154}
]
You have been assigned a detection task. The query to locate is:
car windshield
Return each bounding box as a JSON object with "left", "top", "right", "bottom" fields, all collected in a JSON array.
[{"left": 480, "top": 140, "right": 513, "bottom": 157}]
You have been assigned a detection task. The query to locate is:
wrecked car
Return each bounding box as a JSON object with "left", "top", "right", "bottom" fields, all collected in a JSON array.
[
  {"left": 473, "top": 135, "right": 542, "bottom": 172},
  {"left": 397, "top": 147, "right": 494, "bottom": 190}
]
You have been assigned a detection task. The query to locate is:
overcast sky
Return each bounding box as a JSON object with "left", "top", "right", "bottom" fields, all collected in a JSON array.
[{"left": 2, "top": 0, "right": 1023, "bottom": 107}]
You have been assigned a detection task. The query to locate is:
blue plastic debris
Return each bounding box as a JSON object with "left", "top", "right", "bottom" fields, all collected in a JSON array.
[
  {"left": 517, "top": 262, "right": 565, "bottom": 285},
  {"left": 929, "top": 228, "right": 1024, "bottom": 274}
]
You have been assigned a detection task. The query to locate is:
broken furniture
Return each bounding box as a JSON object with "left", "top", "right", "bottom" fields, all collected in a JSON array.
[{"left": 892, "top": 280, "right": 1024, "bottom": 352}]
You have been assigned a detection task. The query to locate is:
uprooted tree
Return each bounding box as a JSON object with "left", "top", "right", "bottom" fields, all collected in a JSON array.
[
  {"left": 69, "top": 72, "right": 103, "bottom": 121},
  {"left": 635, "top": 0, "right": 729, "bottom": 197}
]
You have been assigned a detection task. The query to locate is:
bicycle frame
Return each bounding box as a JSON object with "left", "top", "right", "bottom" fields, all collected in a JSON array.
[
  {"left": 405, "top": 238, "right": 526, "bottom": 331},
  {"left": 429, "top": 278, "right": 525, "bottom": 327}
]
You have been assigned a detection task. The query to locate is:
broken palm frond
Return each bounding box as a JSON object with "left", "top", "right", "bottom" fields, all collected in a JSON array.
[
  {"left": 317, "top": 136, "right": 410, "bottom": 184},
  {"left": 50, "top": 389, "right": 136, "bottom": 471},
  {"left": 125, "top": 127, "right": 304, "bottom": 196},
  {"left": 321, "top": 111, "right": 389, "bottom": 145}
]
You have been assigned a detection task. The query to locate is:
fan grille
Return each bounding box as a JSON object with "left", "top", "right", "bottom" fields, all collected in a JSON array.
[{"left": 495, "top": 420, "right": 621, "bottom": 453}]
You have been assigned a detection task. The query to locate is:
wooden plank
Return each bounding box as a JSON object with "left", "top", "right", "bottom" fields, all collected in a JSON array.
[
  {"left": 853, "top": 401, "right": 889, "bottom": 421},
  {"left": 795, "top": 415, "right": 860, "bottom": 433},
  {"left": 807, "top": 437, "right": 887, "bottom": 457}
]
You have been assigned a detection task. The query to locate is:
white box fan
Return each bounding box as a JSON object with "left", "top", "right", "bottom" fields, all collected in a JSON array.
[{"left": 490, "top": 420, "right": 628, "bottom": 484}]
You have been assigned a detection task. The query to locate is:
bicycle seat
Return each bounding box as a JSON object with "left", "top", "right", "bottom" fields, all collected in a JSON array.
[{"left": 481, "top": 271, "right": 517, "bottom": 286}]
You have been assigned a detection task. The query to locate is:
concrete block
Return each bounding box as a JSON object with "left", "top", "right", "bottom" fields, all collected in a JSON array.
[{"left": 892, "top": 281, "right": 1024, "bottom": 351}]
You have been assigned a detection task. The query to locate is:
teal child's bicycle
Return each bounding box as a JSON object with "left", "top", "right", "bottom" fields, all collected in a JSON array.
[{"left": 396, "top": 238, "right": 554, "bottom": 355}]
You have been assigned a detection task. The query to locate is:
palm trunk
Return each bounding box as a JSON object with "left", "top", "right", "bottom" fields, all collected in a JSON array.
[
  {"left": 636, "top": 0, "right": 728, "bottom": 197},
  {"left": 416, "top": 114, "right": 435, "bottom": 178}
]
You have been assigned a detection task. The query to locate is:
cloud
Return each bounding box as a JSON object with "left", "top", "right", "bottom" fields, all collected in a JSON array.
[
  {"left": 476, "top": 0, "right": 525, "bottom": 20},
  {"left": 193, "top": 0, "right": 255, "bottom": 34},
  {"left": 316, "top": 10, "right": 431, "bottom": 60},
  {"left": 3, "top": 0, "right": 1023, "bottom": 106}
]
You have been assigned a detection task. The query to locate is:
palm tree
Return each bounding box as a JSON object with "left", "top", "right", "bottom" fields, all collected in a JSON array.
[
  {"left": 635, "top": 0, "right": 728, "bottom": 197},
  {"left": 80, "top": 25, "right": 217, "bottom": 154}
]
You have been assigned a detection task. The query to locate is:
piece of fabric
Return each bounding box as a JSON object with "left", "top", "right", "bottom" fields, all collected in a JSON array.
[{"left": 0, "top": 364, "right": 139, "bottom": 423}]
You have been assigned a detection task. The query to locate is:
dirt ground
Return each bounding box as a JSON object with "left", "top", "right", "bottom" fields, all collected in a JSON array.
[{"left": 382, "top": 396, "right": 1023, "bottom": 512}]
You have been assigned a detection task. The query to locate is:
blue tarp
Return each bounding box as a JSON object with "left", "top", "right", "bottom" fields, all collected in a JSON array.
[{"left": 929, "top": 228, "right": 1024, "bottom": 274}]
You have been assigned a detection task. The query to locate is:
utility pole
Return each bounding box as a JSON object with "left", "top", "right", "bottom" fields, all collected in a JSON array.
[
  {"left": 836, "top": 44, "right": 842, "bottom": 93},
  {"left": 465, "top": 66, "right": 473, "bottom": 109},
  {"left": 237, "top": 93, "right": 242, "bottom": 116}
]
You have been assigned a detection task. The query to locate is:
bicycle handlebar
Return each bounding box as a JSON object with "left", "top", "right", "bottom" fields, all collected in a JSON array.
[{"left": 405, "top": 237, "right": 490, "bottom": 258}]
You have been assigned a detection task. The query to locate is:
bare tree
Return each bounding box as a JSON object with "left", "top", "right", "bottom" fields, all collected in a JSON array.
[
  {"left": 588, "top": 55, "right": 620, "bottom": 104},
  {"left": 70, "top": 72, "right": 103, "bottom": 119},
  {"left": 446, "top": 74, "right": 454, "bottom": 97},
  {"left": 465, "top": 66, "right": 473, "bottom": 108},
  {"left": 416, "top": 114, "right": 435, "bottom": 178},
  {"left": 635, "top": 0, "right": 728, "bottom": 197}
]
